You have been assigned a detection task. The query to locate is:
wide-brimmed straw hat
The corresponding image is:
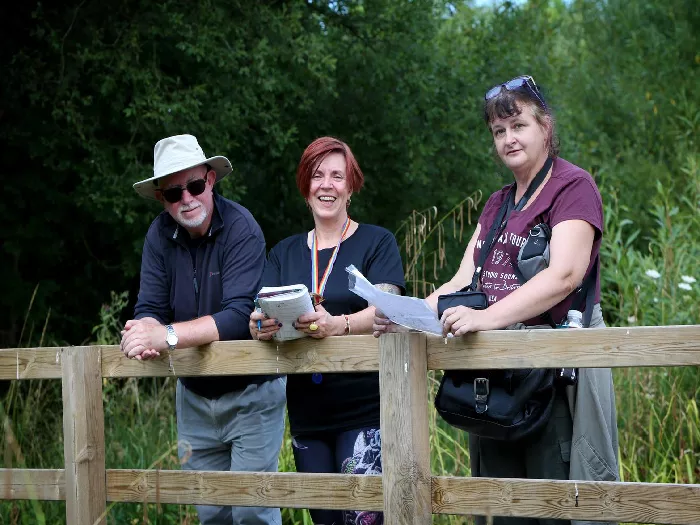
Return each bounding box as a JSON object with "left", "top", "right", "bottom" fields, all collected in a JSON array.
[{"left": 133, "top": 134, "right": 232, "bottom": 200}]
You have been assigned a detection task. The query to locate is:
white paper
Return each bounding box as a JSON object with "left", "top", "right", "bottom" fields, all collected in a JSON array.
[
  {"left": 346, "top": 265, "right": 443, "bottom": 335},
  {"left": 257, "top": 284, "right": 315, "bottom": 342}
]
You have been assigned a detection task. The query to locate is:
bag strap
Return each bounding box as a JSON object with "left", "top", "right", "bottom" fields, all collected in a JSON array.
[
  {"left": 514, "top": 156, "right": 553, "bottom": 212},
  {"left": 570, "top": 255, "right": 599, "bottom": 328},
  {"left": 468, "top": 187, "right": 514, "bottom": 291},
  {"left": 468, "top": 157, "right": 553, "bottom": 292}
]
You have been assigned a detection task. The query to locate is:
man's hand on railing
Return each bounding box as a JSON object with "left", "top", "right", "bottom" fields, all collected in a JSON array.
[
  {"left": 120, "top": 318, "right": 165, "bottom": 360},
  {"left": 372, "top": 309, "right": 408, "bottom": 338}
]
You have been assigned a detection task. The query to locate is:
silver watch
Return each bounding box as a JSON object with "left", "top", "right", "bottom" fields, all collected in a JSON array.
[{"left": 165, "top": 324, "right": 178, "bottom": 351}]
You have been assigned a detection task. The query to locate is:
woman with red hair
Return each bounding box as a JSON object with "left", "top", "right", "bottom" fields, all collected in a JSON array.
[{"left": 250, "top": 136, "right": 405, "bottom": 525}]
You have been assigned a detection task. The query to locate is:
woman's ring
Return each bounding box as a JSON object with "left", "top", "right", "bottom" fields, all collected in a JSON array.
[{"left": 309, "top": 323, "right": 319, "bottom": 332}]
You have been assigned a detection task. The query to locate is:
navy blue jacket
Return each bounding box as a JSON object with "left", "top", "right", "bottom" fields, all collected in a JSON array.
[{"left": 134, "top": 192, "right": 276, "bottom": 397}]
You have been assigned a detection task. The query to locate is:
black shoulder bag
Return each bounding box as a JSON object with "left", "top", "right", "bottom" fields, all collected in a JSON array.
[{"left": 434, "top": 158, "right": 559, "bottom": 441}]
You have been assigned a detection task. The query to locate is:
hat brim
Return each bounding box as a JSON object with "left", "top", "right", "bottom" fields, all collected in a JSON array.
[{"left": 133, "top": 156, "right": 232, "bottom": 200}]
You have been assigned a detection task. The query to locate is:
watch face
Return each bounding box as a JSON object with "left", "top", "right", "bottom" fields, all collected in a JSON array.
[{"left": 166, "top": 327, "right": 178, "bottom": 347}]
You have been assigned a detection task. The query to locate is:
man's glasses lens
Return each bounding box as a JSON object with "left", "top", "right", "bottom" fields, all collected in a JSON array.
[{"left": 162, "top": 178, "right": 207, "bottom": 203}]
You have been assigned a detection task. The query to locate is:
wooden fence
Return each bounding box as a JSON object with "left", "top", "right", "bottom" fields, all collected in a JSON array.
[{"left": 1, "top": 325, "right": 700, "bottom": 524}]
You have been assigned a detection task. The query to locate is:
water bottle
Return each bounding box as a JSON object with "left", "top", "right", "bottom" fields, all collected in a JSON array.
[
  {"left": 555, "top": 310, "right": 582, "bottom": 385},
  {"left": 559, "top": 309, "right": 583, "bottom": 329}
]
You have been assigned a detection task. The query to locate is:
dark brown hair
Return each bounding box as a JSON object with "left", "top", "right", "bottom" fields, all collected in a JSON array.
[{"left": 484, "top": 89, "right": 560, "bottom": 157}]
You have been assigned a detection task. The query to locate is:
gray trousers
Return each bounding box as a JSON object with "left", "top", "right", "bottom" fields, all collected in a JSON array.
[{"left": 177, "top": 377, "right": 286, "bottom": 525}]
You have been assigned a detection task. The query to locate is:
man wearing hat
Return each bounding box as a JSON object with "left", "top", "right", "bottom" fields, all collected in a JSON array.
[{"left": 121, "top": 134, "right": 286, "bottom": 524}]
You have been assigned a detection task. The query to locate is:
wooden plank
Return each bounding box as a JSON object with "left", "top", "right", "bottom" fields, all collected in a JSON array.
[
  {"left": 62, "top": 347, "right": 107, "bottom": 524},
  {"left": 3, "top": 325, "right": 700, "bottom": 380},
  {"left": 100, "top": 335, "right": 379, "bottom": 377},
  {"left": 428, "top": 325, "right": 700, "bottom": 370},
  {"left": 3, "top": 468, "right": 700, "bottom": 525},
  {"left": 432, "top": 476, "right": 700, "bottom": 525},
  {"left": 379, "top": 332, "right": 431, "bottom": 525},
  {"left": 106, "top": 470, "right": 383, "bottom": 509},
  {"left": 0, "top": 469, "right": 64, "bottom": 500},
  {"left": 0, "top": 347, "right": 62, "bottom": 379}
]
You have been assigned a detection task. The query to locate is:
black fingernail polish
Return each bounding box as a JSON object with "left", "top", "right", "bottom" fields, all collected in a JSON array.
[{"left": 278, "top": 322, "right": 283, "bottom": 327}]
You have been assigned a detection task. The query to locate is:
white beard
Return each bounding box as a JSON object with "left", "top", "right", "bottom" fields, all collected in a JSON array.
[{"left": 176, "top": 201, "right": 208, "bottom": 229}]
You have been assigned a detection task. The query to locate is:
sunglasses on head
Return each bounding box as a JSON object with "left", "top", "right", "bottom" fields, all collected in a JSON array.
[
  {"left": 485, "top": 75, "right": 547, "bottom": 108},
  {"left": 158, "top": 177, "right": 207, "bottom": 204}
]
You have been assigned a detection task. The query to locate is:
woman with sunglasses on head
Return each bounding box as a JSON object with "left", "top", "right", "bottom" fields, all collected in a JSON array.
[
  {"left": 250, "top": 136, "right": 405, "bottom": 525},
  {"left": 374, "top": 76, "right": 619, "bottom": 525}
]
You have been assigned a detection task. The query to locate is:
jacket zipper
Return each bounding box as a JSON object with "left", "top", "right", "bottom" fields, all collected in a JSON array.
[{"left": 193, "top": 267, "right": 199, "bottom": 300}]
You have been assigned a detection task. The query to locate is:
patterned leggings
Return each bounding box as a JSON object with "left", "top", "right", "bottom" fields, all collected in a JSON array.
[{"left": 292, "top": 428, "right": 383, "bottom": 525}]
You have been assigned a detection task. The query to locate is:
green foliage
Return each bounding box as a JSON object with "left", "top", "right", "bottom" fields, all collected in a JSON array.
[
  {"left": 92, "top": 291, "right": 130, "bottom": 346},
  {"left": 600, "top": 154, "right": 699, "bottom": 327}
]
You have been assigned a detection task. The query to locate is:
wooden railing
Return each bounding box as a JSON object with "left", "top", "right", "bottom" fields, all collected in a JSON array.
[{"left": 1, "top": 325, "right": 700, "bottom": 524}]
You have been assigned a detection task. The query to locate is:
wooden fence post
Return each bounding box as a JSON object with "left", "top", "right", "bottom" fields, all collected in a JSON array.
[
  {"left": 379, "top": 332, "right": 431, "bottom": 525},
  {"left": 62, "top": 347, "right": 106, "bottom": 524}
]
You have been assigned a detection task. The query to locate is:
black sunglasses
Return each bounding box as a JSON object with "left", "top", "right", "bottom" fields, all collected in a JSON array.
[
  {"left": 158, "top": 177, "right": 207, "bottom": 204},
  {"left": 485, "top": 75, "right": 547, "bottom": 109}
]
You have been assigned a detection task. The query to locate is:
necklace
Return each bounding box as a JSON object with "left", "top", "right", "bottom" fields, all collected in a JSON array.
[
  {"left": 309, "top": 217, "right": 351, "bottom": 386},
  {"left": 310, "top": 218, "right": 351, "bottom": 305}
]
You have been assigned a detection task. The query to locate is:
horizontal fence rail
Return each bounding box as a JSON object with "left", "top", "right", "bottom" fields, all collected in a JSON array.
[
  {"left": 427, "top": 325, "right": 700, "bottom": 370},
  {"left": 1, "top": 325, "right": 699, "bottom": 379},
  {"left": 1, "top": 326, "right": 700, "bottom": 524},
  {"left": 432, "top": 477, "right": 700, "bottom": 524},
  {"left": 0, "top": 469, "right": 384, "bottom": 509},
  {"left": 1, "top": 469, "right": 699, "bottom": 525}
]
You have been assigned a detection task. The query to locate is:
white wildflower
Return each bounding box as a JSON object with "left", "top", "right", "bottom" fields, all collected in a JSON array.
[
  {"left": 627, "top": 315, "right": 636, "bottom": 324},
  {"left": 681, "top": 275, "right": 697, "bottom": 284},
  {"left": 645, "top": 269, "right": 661, "bottom": 279},
  {"left": 678, "top": 282, "right": 692, "bottom": 291},
  {"left": 653, "top": 297, "right": 659, "bottom": 303}
]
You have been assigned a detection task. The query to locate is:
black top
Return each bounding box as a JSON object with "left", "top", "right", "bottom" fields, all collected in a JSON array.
[
  {"left": 134, "top": 193, "right": 278, "bottom": 398},
  {"left": 263, "top": 224, "right": 405, "bottom": 435}
]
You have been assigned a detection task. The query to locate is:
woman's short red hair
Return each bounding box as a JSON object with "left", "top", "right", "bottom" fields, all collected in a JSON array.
[{"left": 296, "top": 137, "right": 364, "bottom": 199}]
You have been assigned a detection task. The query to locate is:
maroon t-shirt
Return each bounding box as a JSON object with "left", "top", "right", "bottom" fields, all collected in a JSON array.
[{"left": 473, "top": 157, "right": 603, "bottom": 326}]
